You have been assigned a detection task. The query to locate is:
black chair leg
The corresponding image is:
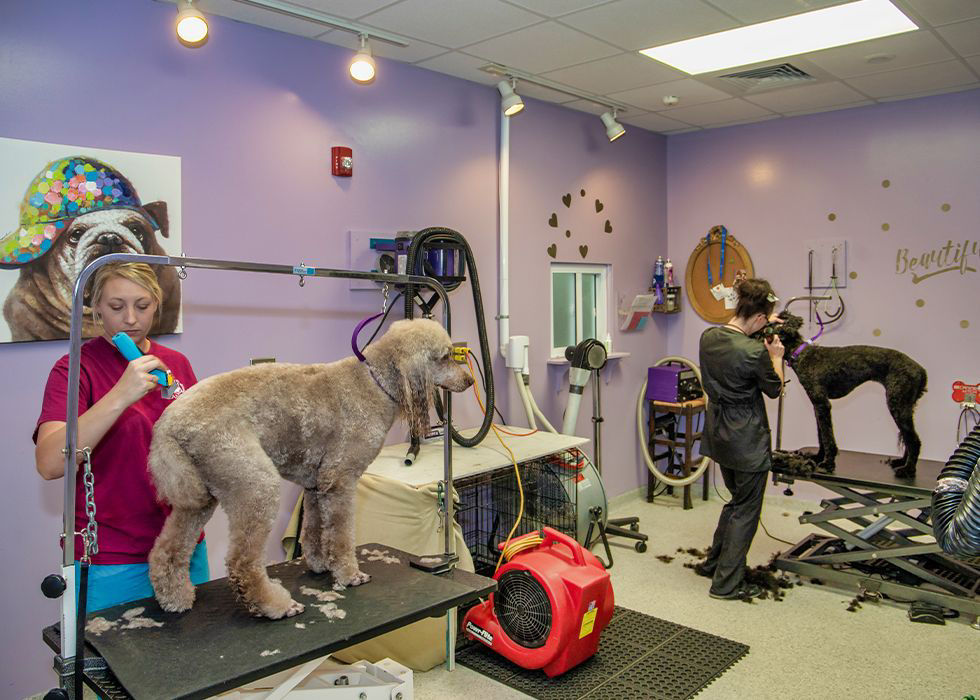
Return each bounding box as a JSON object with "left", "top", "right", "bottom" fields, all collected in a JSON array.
[{"left": 605, "top": 516, "right": 649, "bottom": 553}]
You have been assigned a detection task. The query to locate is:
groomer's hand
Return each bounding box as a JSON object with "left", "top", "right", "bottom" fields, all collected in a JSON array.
[
  {"left": 765, "top": 335, "right": 784, "bottom": 360},
  {"left": 112, "top": 355, "right": 170, "bottom": 407}
]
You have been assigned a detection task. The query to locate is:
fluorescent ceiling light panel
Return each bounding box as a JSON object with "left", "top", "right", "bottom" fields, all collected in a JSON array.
[{"left": 639, "top": 0, "right": 917, "bottom": 75}]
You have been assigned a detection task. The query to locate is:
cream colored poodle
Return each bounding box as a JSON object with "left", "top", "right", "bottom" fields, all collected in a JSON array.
[{"left": 147, "top": 318, "right": 473, "bottom": 619}]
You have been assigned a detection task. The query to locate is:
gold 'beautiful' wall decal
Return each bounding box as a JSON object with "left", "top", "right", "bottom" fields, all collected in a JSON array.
[{"left": 895, "top": 239, "right": 978, "bottom": 284}]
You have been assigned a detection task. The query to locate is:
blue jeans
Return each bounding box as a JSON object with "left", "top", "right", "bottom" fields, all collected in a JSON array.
[{"left": 74, "top": 540, "right": 210, "bottom": 612}]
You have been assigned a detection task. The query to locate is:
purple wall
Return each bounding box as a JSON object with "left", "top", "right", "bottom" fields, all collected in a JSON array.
[
  {"left": 0, "top": 1, "right": 667, "bottom": 695},
  {"left": 667, "top": 90, "right": 980, "bottom": 480}
]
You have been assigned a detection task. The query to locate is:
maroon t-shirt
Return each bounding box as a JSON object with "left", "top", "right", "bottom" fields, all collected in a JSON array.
[{"left": 34, "top": 336, "right": 197, "bottom": 565}]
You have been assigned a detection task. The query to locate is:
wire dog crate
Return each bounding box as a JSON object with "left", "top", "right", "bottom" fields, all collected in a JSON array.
[{"left": 455, "top": 448, "right": 583, "bottom": 576}]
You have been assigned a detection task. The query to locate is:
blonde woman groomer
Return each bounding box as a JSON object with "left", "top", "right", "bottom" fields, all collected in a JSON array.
[{"left": 34, "top": 262, "right": 207, "bottom": 610}]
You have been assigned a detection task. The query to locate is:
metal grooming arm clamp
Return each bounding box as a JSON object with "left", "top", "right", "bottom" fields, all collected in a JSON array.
[
  {"left": 774, "top": 295, "right": 831, "bottom": 453},
  {"left": 54, "top": 253, "right": 456, "bottom": 688}
]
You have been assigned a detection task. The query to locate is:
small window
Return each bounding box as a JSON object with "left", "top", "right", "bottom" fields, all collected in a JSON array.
[{"left": 550, "top": 263, "right": 608, "bottom": 357}]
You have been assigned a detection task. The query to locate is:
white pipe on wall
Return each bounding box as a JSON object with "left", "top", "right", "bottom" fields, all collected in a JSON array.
[{"left": 498, "top": 110, "right": 510, "bottom": 358}]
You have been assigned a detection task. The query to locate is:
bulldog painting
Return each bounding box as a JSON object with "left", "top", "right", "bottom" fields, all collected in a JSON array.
[{"left": 0, "top": 155, "right": 180, "bottom": 342}]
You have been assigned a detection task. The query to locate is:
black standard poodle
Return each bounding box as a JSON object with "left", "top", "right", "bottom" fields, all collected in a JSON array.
[{"left": 769, "top": 312, "right": 927, "bottom": 478}]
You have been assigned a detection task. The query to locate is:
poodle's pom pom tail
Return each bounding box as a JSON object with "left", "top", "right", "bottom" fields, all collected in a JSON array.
[{"left": 148, "top": 429, "right": 211, "bottom": 510}]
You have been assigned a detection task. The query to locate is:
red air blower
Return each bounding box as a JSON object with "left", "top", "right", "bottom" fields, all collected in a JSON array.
[{"left": 462, "top": 527, "right": 614, "bottom": 677}]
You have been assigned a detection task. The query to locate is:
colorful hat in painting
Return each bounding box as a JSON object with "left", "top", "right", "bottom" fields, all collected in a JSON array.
[{"left": 0, "top": 156, "right": 159, "bottom": 268}]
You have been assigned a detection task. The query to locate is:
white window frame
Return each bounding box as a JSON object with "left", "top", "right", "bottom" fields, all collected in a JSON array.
[{"left": 549, "top": 263, "right": 609, "bottom": 358}]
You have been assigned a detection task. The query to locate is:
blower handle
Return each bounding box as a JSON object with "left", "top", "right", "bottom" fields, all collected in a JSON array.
[{"left": 540, "top": 527, "right": 586, "bottom": 567}]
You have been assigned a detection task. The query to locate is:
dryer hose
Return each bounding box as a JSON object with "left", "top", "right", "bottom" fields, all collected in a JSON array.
[
  {"left": 636, "top": 356, "right": 712, "bottom": 487},
  {"left": 932, "top": 423, "right": 980, "bottom": 557}
]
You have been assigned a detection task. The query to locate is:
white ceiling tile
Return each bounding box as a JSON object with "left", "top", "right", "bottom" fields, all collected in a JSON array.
[
  {"left": 358, "top": 0, "right": 542, "bottom": 49},
  {"left": 936, "top": 19, "right": 980, "bottom": 57},
  {"left": 658, "top": 98, "right": 775, "bottom": 126},
  {"left": 608, "top": 78, "right": 733, "bottom": 111},
  {"left": 702, "top": 0, "right": 851, "bottom": 24},
  {"left": 542, "top": 52, "right": 686, "bottom": 93},
  {"left": 845, "top": 59, "right": 977, "bottom": 98},
  {"left": 414, "top": 51, "right": 501, "bottom": 84},
  {"left": 875, "top": 81, "right": 980, "bottom": 102},
  {"left": 502, "top": 0, "right": 617, "bottom": 18},
  {"left": 804, "top": 30, "right": 955, "bottom": 78},
  {"left": 619, "top": 111, "right": 694, "bottom": 133},
  {"left": 664, "top": 126, "right": 703, "bottom": 134},
  {"left": 903, "top": 0, "right": 980, "bottom": 26},
  {"left": 744, "top": 80, "right": 870, "bottom": 112},
  {"left": 315, "top": 29, "right": 448, "bottom": 62},
  {"left": 196, "top": 0, "right": 327, "bottom": 37},
  {"left": 560, "top": 0, "right": 739, "bottom": 51},
  {"left": 967, "top": 55, "right": 980, "bottom": 73},
  {"left": 781, "top": 99, "right": 875, "bottom": 117},
  {"left": 286, "top": 0, "right": 401, "bottom": 20},
  {"left": 463, "top": 22, "right": 621, "bottom": 74}
]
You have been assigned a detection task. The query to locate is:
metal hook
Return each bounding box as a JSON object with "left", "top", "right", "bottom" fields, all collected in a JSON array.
[
  {"left": 177, "top": 266, "right": 187, "bottom": 280},
  {"left": 382, "top": 283, "right": 390, "bottom": 314}
]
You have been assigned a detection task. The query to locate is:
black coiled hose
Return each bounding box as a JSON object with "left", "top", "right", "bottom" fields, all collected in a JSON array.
[
  {"left": 404, "top": 227, "right": 493, "bottom": 448},
  {"left": 932, "top": 423, "right": 980, "bottom": 557}
]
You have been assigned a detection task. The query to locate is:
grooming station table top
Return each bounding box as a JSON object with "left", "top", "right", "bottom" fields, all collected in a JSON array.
[
  {"left": 43, "top": 544, "right": 495, "bottom": 700},
  {"left": 773, "top": 447, "right": 944, "bottom": 496},
  {"left": 366, "top": 427, "right": 589, "bottom": 486}
]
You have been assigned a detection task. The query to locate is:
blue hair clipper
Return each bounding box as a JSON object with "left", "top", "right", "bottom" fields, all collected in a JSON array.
[{"left": 111, "top": 332, "right": 177, "bottom": 398}]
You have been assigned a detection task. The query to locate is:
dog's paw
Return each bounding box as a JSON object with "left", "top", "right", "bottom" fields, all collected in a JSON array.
[
  {"left": 304, "top": 553, "right": 328, "bottom": 575},
  {"left": 338, "top": 569, "right": 372, "bottom": 587},
  {"left": 816, "top": 461, "right": 836, "bottom": 474},
  {"left": 153, "top": 580, "right": 195, "bottom": 613},
  {"left": 892, "top": 465, "right": 916, "bottom": 479}
]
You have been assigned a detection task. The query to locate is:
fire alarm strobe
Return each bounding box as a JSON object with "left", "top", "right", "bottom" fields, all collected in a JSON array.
[{"left": 332, "top": 146, "right": 352, "bottom": 176}]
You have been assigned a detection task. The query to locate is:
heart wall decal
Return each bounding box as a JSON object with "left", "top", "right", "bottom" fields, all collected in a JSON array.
[
  {"left": 604, "top": 220, "right": 612, "bottom": 233},
  {"left": 547, "top": 244, "right": 557, "bottom": 258},
  {"left": 595, "top": 199, "right": 604, "bottom": 213},
  {"left": 549, "top": 213, "right": 558, "bottom": 227},
  {"left": 562, "top": 193, "right": 571, "bottom": 208},
  {"left": 579, "top": 245, "right": 589, "bottom": 258}
]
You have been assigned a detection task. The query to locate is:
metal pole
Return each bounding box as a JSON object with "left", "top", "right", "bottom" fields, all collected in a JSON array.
[
  {"left": 776, "top": 295, "right": 831, "bottom": 452},
  {"left": 59, "top": 252, "right": 449, "bottom": 661},
  {"left": 592, "top": 368, "right": 602, "bottom": 474}
]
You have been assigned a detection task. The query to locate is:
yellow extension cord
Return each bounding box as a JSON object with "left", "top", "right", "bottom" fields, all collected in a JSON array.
[{"left": 462, "top": 350, "right": 543, "bottom": 571}]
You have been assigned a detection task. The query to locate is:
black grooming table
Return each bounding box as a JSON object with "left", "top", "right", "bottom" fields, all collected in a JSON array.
[
  {"left": 457, "top": 606, "right": 748, "bottom": 700},
  {"left": 771, "top": 449, "right": 979, "bottom": 623},
  {"left": 44, "top": 544, "right": 495, "bottom": 700},
  {"left": 773, "top": 447, "right": 945, "bottom": 496}
]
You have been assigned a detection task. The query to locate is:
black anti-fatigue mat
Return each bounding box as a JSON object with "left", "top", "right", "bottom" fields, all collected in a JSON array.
[
  {"left": 456, "top": 606, "right": 748, "bottom": 700},
  {"left": 55, "top": 544, "right": 494, "bottom": 700}
]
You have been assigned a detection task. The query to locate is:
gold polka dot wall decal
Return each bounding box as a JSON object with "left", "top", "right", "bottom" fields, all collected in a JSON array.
[
  {"left": 828, "top": 213, "right": 837, "bottom": 221},
  {"left": 941, "top": 203, "right": 951, "bottom": 212},
  {"left": 849, "top": 271, "right": 858, "bottom": 280},
  {"left": 915, "top": 299, "right": 925, "bottom": 308},
  {"left": 882, "top": 223, "right": 890, "bottom": 231},
  {"left": 962, "top": 320, "right": 970, "bottom": 329},
  {"left": 580, "top": 189, "right": 586, "bottom": 197},
  {"left": 882, "top": 179, "right": 890, "bottom": 188},
  {"left": 565, "top": 230, "right": 571, "bottom": 238},
  {"left": 873, "top": 328, "right": 882, "bottom": 337}
]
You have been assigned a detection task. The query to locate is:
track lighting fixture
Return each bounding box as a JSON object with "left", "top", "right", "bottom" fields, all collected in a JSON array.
[
  {"left": 349, "top": 34, "right": 376, "bottom": 84},
  {"left": 600, "top": 110, "right": 626, "bottom": 142},
  {"left": 175, "top": 0, "right": 208, "bottom": 47},
  {"left": 496, "top": 79, "right": 525, "bottom": 117}
]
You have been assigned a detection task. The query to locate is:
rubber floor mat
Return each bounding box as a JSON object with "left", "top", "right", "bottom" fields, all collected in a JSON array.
[{"left": 456, "top": 606, "right": 748, "bottom": 699}]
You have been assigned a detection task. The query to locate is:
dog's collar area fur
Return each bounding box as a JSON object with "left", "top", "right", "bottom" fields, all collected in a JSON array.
[{"left": 364, "top": 360, "right": 399, "bottom": 405}]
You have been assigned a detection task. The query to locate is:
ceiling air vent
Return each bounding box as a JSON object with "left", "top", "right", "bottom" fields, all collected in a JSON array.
[{"left": 718, "top": 63, "right": 815, "bottom": 93}]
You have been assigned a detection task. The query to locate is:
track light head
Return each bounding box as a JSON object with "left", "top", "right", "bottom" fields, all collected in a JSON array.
[
  {"left": 350, "top": 34, "right": 376, "bottom": 84},
  {"left": 600, "top": 110, "right": 625, "bottom": 142},
  {"left": 176, "top": 0, "right": 208, "bottom": 47},
  {"left": 496, "top": 79, "right": 525, "bottom": 117}
]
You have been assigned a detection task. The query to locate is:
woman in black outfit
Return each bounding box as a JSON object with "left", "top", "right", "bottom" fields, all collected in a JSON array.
[{"left": 697, "top": 278, "right": 784, "bottom": 600}]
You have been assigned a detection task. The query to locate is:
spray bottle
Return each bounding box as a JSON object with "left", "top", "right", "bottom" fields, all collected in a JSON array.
[{"left": 665, "top": 258, "right": 674, "bottom": 286}]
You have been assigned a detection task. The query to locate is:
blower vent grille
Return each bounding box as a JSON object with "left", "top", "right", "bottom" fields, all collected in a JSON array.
[
  {"left": 494, "top": 569, "right": 552, "bottom": 648},
  {"left": 718, "top": 63, "right": 815, "bottom": 93}
]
